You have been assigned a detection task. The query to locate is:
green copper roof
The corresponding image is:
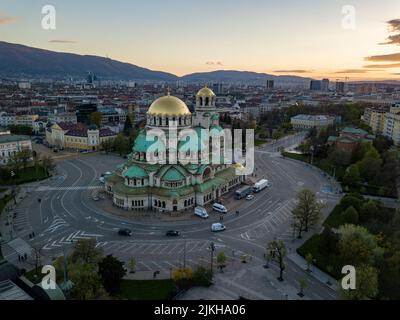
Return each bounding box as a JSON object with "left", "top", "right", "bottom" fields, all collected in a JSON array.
[
  {"left": 162, "top": 167, "right": 186, "bottom": 181},
  {"left": 211, "top": 114, "right": 220, "bottom": 120},
  {"left": 123, "top": 166, "right": 148, "bottom": 178},
  {"left": 341, "top": 127, "right": 368, "bottom": 135},
  {"left": 133, "top": 133, "right": 166, "bottom": 153}
]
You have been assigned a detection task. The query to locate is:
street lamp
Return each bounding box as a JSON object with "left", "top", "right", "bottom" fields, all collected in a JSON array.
[{"left": 209, "top": 242, "right": 215, "bottom": 274}]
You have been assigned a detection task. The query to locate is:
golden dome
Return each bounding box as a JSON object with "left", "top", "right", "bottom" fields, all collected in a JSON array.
[
  {"left": 147, "top": 94, "right": 191, "bottom": 116},
  {"left": 197, "top": 86, "right": 216, "bottom": 97}
]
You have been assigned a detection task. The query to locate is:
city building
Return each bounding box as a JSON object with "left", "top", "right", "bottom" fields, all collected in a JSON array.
[
  {"left": 47, "top": 112, "right": 77, "bottom": 124},
  {"left": 0, "top": 134, "right": 32, "bottom": 165},
  {"left": 46, "top": 122, "right": 116, "bottom": 151},
  {"left": 0, "top": 113, "right": 16, "bottom": 128},
  {"left": 291, "top": 114, "right": 336, "bottom": 130},
  {"left": 327, "top": 127, "right": 375, "bottom": 152},
  {"left": 335, "top": 81, "right": 345, "bottom": 93},
  {"left": 105, "top": 87, "right": 245, "bottom": 212},
  {"left": 15, "top": 115, "right": 39, "bottom": 128},
  {"left": 266, "top": 80, "right": 275, "bottom": 90},
  {"left": 76, "top": 103, "right": 98, "bottom": 125},
  {"left": 321, "top": 79, "right": 330, "bottom": 92},
  {"left": 310, "top": 80, "right": 322, "bottom": 91},
  {"left": 362, "top": 104, "right": 400, "bottom": 145}
]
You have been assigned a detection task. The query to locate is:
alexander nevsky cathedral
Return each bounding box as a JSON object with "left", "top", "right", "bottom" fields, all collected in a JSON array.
[{"left": 105, "top": 87, "right": 245, "bottom": 212}]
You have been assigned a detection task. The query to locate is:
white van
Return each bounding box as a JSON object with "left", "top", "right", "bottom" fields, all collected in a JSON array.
[
  {"left": 212, "top": 203, "right": 228, "bottom": 214},
  {"left": 194, "top": 207, "right": 209, "bottom": 219},
  {"left": 211, "top": 223, "right": 226, "bottom": 232}
]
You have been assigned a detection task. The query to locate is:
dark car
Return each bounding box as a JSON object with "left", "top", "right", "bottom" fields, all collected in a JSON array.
[
  {"left": 165, "top": 230, "right": 180, "bottom": 237},
  {"left": 118, "top": 228, "right": 133, "bottom": 237}
]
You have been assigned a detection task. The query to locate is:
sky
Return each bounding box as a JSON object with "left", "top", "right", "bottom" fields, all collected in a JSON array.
[{"left": 1, "top": 0, "right": 400, "bottom": 80}]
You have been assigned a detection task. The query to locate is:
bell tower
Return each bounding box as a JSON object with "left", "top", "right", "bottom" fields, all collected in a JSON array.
[{"left": 193, "top": 86, "right": 217, "bottom": 129}]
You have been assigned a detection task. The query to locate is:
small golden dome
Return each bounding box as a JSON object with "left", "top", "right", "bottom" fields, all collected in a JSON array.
[
  {"left": 147, "top": 95, "right": 191, "bottom": 116},
  {"left": 197, "top": 86, "right": 216, "bottom": 98}
]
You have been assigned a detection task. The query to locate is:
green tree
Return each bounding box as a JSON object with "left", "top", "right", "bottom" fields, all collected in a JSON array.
[
  {"left": 339, "top": 265, "right": 379, "bottom": 300},
  {"left": 267, "top": 240, "right": 287, "bottom": 281},
  {"left": 298, "top": 278, "right": 308, "bottom": 297},
  {"left": 98, "top": 255, "right": 126, "bottom": 295},
  {"left": 343, "top": 164, "right": 360, "bottom": 187},
  {"left": 128, "top": 257, "right": 136, "bottom": 273},
  {"left": 359, "top": 201, "right": 379, "bottom": 223},
  {"left": 69, "top": 263, "right": 109, "bottom": 300},
  {"left": 193, "top": 265, "right": 213, "bottom": 287},
  {"left": 305, "top": 253, "right": 313, "bottom": 272},
  {"left": 41, "top": 155, "right": 55, "bottom": 177},
  {"left": 113, "top": 134, "right": 131, "bottom": 156},
  {"left": 90, "top": 112, "right": 103, "bottom": 128},
  {"left": 340, "top": 195, "right": 363, "bottom": 211},
  {"left": 292, "top": 189, "right": 323, "bottom": 238},
  {"left": 357, "top": 156, "right": 382, "bottom": 182},
  {"left": 337, "top": 224, "right": 383, "bottom": 267},
  {"left": 70, "top": 239, "right": 103, "bottom": 265},
  {"left": 18, "top": 149, "right": 32, "bottom": 170},
  {"left": 123, "top": 115, "right": 133, "bottom": 136},
  {"left": 217, "top": 252, "right": 227, "bottom": 273},
  {"left": 100, "top": 139, "right": 114, "bottom": 153},
  {"left": 341, "top": 206, "right": 359, "bottom": 225}
]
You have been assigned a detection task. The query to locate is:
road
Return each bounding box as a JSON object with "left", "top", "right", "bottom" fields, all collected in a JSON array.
[{"left": 1, "top": 133, "right": 341, "bottom": 300}]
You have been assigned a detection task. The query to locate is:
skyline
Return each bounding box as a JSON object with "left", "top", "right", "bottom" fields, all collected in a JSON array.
[{"left": 1, "top": 0, "right": 400, "bottom": 80}]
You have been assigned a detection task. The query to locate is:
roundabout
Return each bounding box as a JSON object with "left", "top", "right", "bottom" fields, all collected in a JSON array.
[{"left": 2, "top": 133, "right": 341, "bottom": 299}]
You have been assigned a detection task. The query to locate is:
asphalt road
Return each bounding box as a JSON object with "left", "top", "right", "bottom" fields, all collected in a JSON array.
[{"left": 2, "top": 133, "right": 341, "bottom": 300}]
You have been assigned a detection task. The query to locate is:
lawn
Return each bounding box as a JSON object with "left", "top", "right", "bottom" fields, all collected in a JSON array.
[
  {"left": 0, "top": 194, "right": 14, "bottom": 217},
  {"left": 119, "top": 279, "right": 176, "bottom": 300},
  {"left": 0, "top": 166, "right": 48, "bottom": 186}
]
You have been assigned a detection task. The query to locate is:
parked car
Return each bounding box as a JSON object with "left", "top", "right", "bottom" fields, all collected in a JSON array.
[
  {"left": 211, "top": 223, "right": 226, "bottom": 232},
  {"left": 212, "top": 203, "right": 228, "bottom": 214},
  {"left": 118, "top": 228, "right": 133, "bottom": 237},
  {"left": 166, "top": 230, "right": 180, "bottom": 237},
  {"left": 194, "top": 207, "right": 209, "bottom": 219},
  {"left": 246, "top": 195, "right": 255, "bottom": 201}
]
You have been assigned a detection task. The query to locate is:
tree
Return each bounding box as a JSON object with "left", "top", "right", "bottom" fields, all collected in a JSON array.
[
  {"left": 113, "top": 134, "right": 131, "bottom": 156},
  {"left": 343, "top": 164, "right": 360, "bottom": 187},
  {"left": 341, "top": 206, "right": 359, "bottom": 225},
  {"left": 41, "top": 155, "right": 55, "bottom": 177},
  {"left": 193, "top": 265, "right": 213, "bottom": 287},
  {"left": 173, "top": 267, "right": 193, "bottom": 290},
  {"left": 337, "top": 224, "right": 383, "bottom": 267},
  {"left": 70, "top": 239, "right": 103, "bottom": 265},
  {"left": 8, "top": 151, "right": 24, "bottom": 175},
  {"left": 305, "top": 253, "right": 313, "bottom": 272},
  {"left": 340, "top": 195, "right": 363, "bottom": 212},
  {"left": 69, "top": 263, "right": 109, "bottom": 300},
  {"left": 217, "top": 252, "right": 227, "bottom": 273},
  {"left": 339, "top": 265, "right": 379, "bottom": 300},
  {"left": 18, "top": 149, "right": 32, "bottom": 170},
  {"left": 298, "top": 278, "right": 308, "bottom": 297},
  {"left": 100, "top": 139, "right": 114, "bottom": 153},
  {"left": 90, "top": 112, "right": 102, "bottom": 128},
  {"left": 128, "top": 257, "right": 136, "bottom": 273},
  {"left": 123, "top": 115, "right": 133, "bottom": 136},
  {"left": 32, "top": 151, "right": 40, "bottom": 180},
  {"left": 292, "top": 189, "right": 323, "bottom": 238},
  {"left": 359, "top": 201, "right": 379, "bottom": 223},
  {"left": 357, "top": 156, "right": 382, "bottom": 182},
  {"left": 267, "top": 240, "right": 287, "bottom": 281},
  {"left": 98, "top": 255, "right": 126, "bottom": 295}
]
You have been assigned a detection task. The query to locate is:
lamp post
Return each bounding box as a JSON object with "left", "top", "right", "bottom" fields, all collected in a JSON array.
[{"left": 209, "top": 242, "right": 215, "bottom": 274}]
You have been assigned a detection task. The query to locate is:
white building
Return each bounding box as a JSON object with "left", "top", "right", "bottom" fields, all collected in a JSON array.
[
  {"left": 0, "top": 135, "right": 32, "bottom": 165},
  {"left": 291, "top": 114, "right": 336, "bottom": 130},
  {"left": 0, "top": 113, "right": 16, "bottom": 128}
]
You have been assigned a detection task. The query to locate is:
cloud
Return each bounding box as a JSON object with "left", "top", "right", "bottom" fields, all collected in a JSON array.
[
  {"left": 380, "top": 19, "right": 400, "bottom": 45},
  {"left": 273, "top": 70, "right": 312, "bottom": 73},
  {"left": 363, "top": 63, "right": 400, "bottom": 68},
  {"left": 364, "top": 53, "right": 400, "bottom": 62},
  {"left": 206, "top": 61, "right": 223, "bottom": 66},
  {"left": 334, "top": 69, "right": 371, "bottom": 74},
  {"left": 49, "top": 40, "right": 77, "bottom": 44},
  {"left": 0, "top": 15, "right": 17, "bottom": 25}
]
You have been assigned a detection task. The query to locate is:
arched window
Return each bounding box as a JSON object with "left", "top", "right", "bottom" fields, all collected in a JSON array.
[
  {"left": 162, "top": 201, "right": 166, "bottom": 208},
  {"left": 205, "top": 97, "right": 209, "bottom": 106},
  {"left": 199, "top": 97, "right": 203, "bottom": 106}
]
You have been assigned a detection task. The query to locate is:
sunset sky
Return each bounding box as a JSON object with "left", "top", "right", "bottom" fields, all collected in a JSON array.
[{"left": 1, "top": 0, "right": 400, "bottom": 80}]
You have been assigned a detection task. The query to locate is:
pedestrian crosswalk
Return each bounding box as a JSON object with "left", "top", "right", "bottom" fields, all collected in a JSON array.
[
  {"left": 240, "top": 199, "right": 296, "bottom": 241},
  {"left": 11, "top": 208, "right": 33, "bottom": 238},
  {"left": 41, "top": 230, "right": 104, "bottom": 250}
]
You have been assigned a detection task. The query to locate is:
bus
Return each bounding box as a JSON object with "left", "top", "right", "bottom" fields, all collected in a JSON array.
[{"left": 235, "top": 185, "right": 252, "bottom": 200}]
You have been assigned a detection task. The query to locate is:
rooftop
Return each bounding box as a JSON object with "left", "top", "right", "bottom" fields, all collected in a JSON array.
[{"left": 0, "top": 134, "right": 31, "bottom": 144}]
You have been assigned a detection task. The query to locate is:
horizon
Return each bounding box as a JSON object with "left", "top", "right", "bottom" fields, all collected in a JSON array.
[{"left": 1, "top": 0, "right": 400, "bottom": 80}]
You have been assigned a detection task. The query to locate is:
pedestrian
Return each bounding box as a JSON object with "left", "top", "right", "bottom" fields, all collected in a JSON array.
[
  {"left": 24, "top": 253, "right": 27, "bottom": 260},
  {"left": 18, "top": 255, "right": 21, "bottom": 262}
]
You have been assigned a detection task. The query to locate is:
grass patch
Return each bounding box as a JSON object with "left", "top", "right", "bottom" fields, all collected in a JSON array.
[
  {"left": 323, "top": 204, "right": 345, "bottom": 229},
  {"left": 0, "top": 166, "right": 48, "bottom": 186},
  {"left": 0, "top": 193, "right": 14, "bottom": 217},
  {"left": 255, "top": 139, "right": 268, "bottom": 146},
  {"left": 119, "top": 279, "right": 176, "bottom": 300}
]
